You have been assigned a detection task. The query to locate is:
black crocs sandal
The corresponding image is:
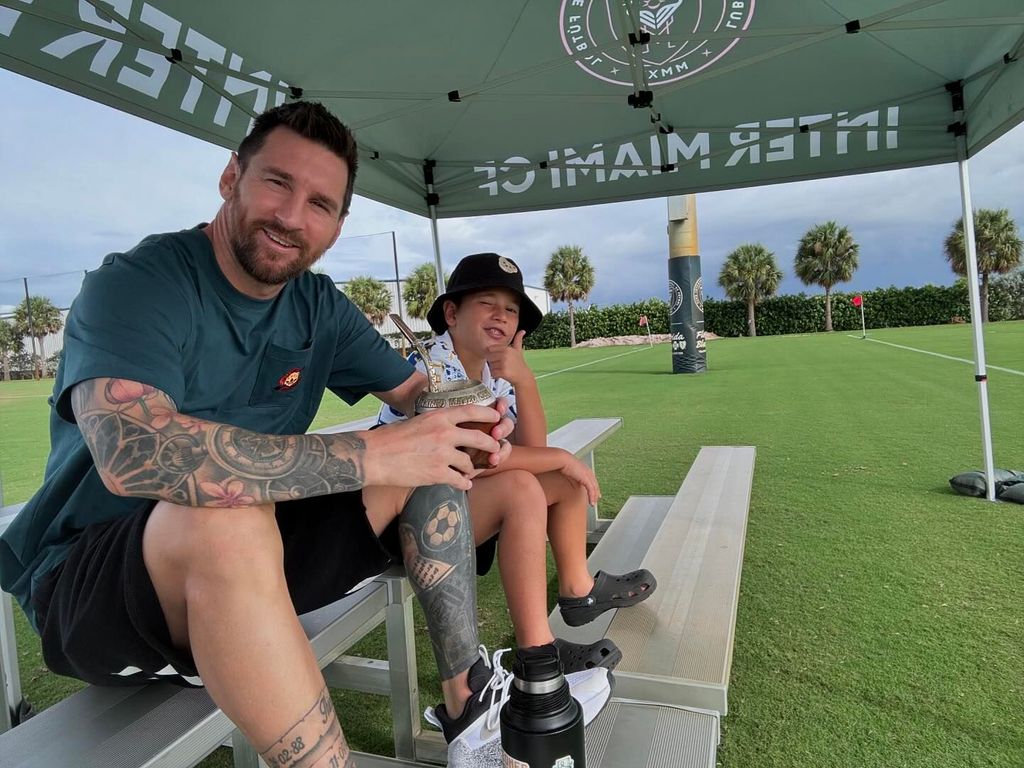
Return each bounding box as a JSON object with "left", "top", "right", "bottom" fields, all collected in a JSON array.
[
  {"left": 552, "top": 637, "right": 622, "bottom": 673},
  {"left": 557, "top": 569, "right": 657, "bottom": 627}
]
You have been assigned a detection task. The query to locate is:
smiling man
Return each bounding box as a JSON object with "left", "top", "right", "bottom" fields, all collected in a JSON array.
[{"left": 0, "top": 102, "right": 516, "bottom": 768}]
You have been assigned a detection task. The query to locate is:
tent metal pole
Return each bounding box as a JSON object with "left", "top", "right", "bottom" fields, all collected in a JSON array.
[
  {"left": 391, "top": 230, "right": 403, "bottom": 321},
  {"left": 428, "top": 207, "right": 444, "bottom": 294},
  {"left": 423, "top": 160, "right": 445, "bottom": 294},
  {"left": 955, "top": 135, "right": 997, "bottom": 501}
]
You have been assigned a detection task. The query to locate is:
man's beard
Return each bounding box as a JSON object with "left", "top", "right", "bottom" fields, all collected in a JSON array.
[{"left": 231, "top": 220, "right": 317, "bottom": 286}]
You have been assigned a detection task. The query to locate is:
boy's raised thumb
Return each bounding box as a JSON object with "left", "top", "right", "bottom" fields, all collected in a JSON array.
[{"left": 512, "top": 330, "right": 526, "bottom": 348}]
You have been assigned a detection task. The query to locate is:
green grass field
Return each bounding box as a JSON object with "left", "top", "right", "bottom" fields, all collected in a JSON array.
[{"left": 2, "top": 322, "right": 1022, "bottom": 767}]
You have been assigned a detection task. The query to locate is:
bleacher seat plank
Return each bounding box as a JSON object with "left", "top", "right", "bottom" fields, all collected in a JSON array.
[
  {"left": 587, "top": 699, "right": 719, "bottom": 768},
  {"left": 547, "top": 417, "right": 621, "bottom": 455},
  {"left": 613, "top": 447, "right": 755, "bottom": 715}
]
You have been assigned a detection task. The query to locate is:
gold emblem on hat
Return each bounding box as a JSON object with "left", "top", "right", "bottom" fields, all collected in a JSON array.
[{"left": 497, "top": 256, "right": 518, "bottom": 274}]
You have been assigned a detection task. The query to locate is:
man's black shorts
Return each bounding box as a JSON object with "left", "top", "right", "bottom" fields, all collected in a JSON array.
[{"left": 33, "top": 492, "right": 394, "bottom": 687}]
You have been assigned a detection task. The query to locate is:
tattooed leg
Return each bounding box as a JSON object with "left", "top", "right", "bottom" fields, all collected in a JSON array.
[
  {"left": 398, "top": 485, "right": 478, "bottom": 681},
  {"left": 260, "top": 687, "right": 355, "bottom": 768}
]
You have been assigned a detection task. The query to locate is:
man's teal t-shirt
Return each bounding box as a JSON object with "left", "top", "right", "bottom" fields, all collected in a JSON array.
[{"left": 0, "top": 227, "right": 413, "bottom": 629}]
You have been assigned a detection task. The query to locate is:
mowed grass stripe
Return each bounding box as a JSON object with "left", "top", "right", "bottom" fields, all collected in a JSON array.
[
  {"left": 849, "top": 334, "right": 1024, "bottom": 377},
  {"left": 535, "top": 345, "right": 648, "bottom": 380}
]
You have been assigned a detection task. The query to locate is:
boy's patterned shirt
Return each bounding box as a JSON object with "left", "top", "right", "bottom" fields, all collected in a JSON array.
[{"left": 375, "top": 331, "right": 517, "bottom": 425}]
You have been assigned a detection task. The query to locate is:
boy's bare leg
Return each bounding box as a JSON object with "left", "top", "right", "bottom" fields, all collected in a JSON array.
[
  {"left": 536, "top": 471, "right": 595, "bottom": 598},
  {"left": 468, "top": 471, "right": 553, "bottom": 648},
  {"left": 142, "top": 501, "right": 354, "bottom": 767}
]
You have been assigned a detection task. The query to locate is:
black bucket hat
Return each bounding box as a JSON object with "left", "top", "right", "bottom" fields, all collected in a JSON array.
[{"left": 427, "top": 252, "right": 543, "bottom": 336}]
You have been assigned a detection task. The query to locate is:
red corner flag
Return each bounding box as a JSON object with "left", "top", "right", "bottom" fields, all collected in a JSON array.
[
  {"left": 639, "top": 314, "right": 649, "bottom": 327},
  {"left": 852, "top": 295, "right": 863, "bottom": 307}
]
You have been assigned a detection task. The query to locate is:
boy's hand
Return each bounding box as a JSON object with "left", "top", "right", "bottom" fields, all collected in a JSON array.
[
  {"left": 560, "top": 452, "right": 602, "bottom": 506},
  {"left": 487, "top": 330, "right": 533, "bottom": 385},
  {"left": 481, "top": 397, "right": 515, "bottom": 469}
]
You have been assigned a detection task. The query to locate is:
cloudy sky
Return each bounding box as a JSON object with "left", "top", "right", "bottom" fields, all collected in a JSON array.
[{"left": 2, "top": 67, "right": 1022, "bottom": 313}]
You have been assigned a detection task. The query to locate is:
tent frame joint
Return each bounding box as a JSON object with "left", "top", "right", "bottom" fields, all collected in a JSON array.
[
  {"left": 628, "top": 90, "right": 654, "bottom": 109},
  {"left": 945, "top": 80, "right": 964, "bottom": 112}
]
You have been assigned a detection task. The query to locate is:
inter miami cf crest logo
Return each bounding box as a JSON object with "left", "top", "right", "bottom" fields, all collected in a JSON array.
[
  {"left": 668, "top": 279, "right": 684, "bottom": 314},
  {"left": 559, "top": 1, "right": 756, "bottom": 87}
]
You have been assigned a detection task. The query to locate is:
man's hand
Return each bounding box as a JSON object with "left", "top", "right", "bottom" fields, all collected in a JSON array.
[
  {"left": 361, "top": 404, "right": 503, "bottom": 491},
  {"left": 559, "top": 452, "right": 602, "bottom": 506},
  {"left": 486, "top": 330, "right": 533, "bottom": 386}
]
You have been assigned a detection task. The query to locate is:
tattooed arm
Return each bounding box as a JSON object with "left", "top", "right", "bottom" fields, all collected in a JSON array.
[{"left": 71, "top": 377, "right": 507, "bottom": 507}]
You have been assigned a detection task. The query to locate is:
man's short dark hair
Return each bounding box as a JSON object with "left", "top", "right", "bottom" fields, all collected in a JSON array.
[{"left": 237, "top": 101, "right": 358, "bottom": 216}]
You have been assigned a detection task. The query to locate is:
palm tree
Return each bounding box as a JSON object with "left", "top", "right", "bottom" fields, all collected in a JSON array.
[
  {"left": 544, "top": 245, "right": 595, "bottom": 347},
  {"left": 943, "top": 208, "right": 1023, "bottom": 322},
  {"left": 344, "top": 276, "right": 392, "bottom": 327},
  {"left": 0, "top": 320, "right": 22, "bottom": 382},
  {"left": 718, "top": 244, "right": 783, "bottom": 337},
  {"left": 794, "top": 222, "right": 859, "bottom": 332},
  {"left": 403, "top": 262, "right": 448, "bottom": 320},
  {"left": 12, "top": 295, "right": 63, "bottom": 379}
]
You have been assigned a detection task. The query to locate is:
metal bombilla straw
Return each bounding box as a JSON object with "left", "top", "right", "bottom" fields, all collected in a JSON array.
[{"left": 390, "top": 314, "right": 442, "bottom": 393}]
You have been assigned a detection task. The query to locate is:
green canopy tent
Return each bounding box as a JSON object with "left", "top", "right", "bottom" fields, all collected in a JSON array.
[{"left": 2, "top": 0, "right": 1022, "bottom": 498}]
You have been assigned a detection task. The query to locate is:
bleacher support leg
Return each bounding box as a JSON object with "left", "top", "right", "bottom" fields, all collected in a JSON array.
[
  {"left": 583, "top": 451, "right": 611, "bottom": 544},
  {"left": 230, "top": 729, "right": 262, "bottom": 768},
  {"left": 383, "top": 574, "right": 420, "bottom": 761},
  {"left": 0, "top": 593, "right": 22, "bottom": 733}
]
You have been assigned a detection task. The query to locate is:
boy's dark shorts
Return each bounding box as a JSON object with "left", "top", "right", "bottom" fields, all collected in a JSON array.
[{"left": 33, "top": 492, "right": 395, "bottom": 687}]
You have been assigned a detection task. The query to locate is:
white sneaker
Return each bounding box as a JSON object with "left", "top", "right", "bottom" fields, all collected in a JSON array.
[{"left": 566, "top": 666, "right": 613, "bottom": 726}]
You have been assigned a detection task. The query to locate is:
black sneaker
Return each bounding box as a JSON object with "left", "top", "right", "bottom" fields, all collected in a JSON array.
[{"left": 425, "top": 646, "right": 512, "bottom": 767}]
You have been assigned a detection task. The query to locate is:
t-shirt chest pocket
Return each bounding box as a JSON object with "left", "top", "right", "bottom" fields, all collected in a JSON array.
[{"left": 249, "top": 343, "right": 314, "bottom": 407}]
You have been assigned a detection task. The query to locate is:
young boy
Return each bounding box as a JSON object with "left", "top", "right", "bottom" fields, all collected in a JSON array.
[{"left": 378, "top": 252, "right": 656, "bottom": 672}]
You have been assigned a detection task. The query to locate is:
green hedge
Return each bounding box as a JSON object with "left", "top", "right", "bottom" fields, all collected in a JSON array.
[{"left": 526, "top": 272, "right": 1024, "bottom": 348}]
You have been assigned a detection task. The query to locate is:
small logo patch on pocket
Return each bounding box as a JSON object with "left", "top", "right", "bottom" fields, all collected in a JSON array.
[{"left": 275, "top": 368, "right": 302, "bottom": 391}]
